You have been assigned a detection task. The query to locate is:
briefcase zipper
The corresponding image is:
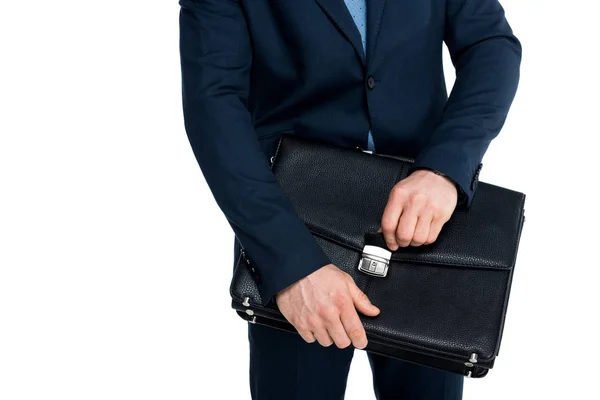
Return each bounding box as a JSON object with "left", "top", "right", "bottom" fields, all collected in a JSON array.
[
  {"left": 271, "top": 143, "right": 415, "bottom": 166},
  {"left": 356, "top": 146, "right": 416, "bottom": 164},
  {"left": 357, "top": 146, "right": 374, "bottom": 155}
]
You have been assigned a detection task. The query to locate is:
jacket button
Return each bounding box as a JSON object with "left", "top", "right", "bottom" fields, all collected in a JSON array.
[{"left": 367, "top": 76, "right": 376, "bottom": 89}]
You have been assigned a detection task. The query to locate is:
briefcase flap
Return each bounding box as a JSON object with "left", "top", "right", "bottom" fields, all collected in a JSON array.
[{"left": 272, "top": 135, "right": 526, "bottom": 271}]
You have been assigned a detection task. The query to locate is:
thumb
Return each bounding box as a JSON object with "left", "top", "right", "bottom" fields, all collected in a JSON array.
[{"left": 348, "top": 281, "right": 380, "bottom": 316}]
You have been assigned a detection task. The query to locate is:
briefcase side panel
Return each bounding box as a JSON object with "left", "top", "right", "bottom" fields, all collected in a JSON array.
[{"left": 493, "top": 204, "right": 526, "bottom": 358}]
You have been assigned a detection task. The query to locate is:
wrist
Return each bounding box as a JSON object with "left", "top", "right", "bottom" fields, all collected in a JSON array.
[{"left": 411, "top": 167, "right": 466, "bottom": 205}]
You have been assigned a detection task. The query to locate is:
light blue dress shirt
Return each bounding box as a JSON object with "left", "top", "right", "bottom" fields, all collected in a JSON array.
[{"left": 344, "top": 0, "right": 376, "bottom": 152}]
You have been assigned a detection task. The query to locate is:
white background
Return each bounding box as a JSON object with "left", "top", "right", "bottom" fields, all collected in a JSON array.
[{"left": 1, "top": 1, "right": 599, "bottom": 399}]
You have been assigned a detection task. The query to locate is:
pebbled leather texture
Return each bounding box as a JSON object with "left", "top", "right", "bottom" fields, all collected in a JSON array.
[{"left": 230, "top": 135, "right": 526, "bottom": 378}]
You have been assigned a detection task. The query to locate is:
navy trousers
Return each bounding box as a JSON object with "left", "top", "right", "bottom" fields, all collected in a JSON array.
[{"left": 249, "top": 323, "right": 464, "bottom": 400}]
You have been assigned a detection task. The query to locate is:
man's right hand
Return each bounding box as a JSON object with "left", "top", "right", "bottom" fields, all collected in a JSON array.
[{"left": 274, "top": 264, "right": 380, "bottom": 349}]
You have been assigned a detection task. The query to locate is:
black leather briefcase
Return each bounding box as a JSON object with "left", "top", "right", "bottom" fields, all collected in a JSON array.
[{"left": 230, "top": 134, "right": 526, "bottom": 378}]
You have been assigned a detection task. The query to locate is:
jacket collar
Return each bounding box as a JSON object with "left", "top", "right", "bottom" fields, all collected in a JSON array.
[{"left": 315, "top": 0, "right": 387, "bottom": 69}]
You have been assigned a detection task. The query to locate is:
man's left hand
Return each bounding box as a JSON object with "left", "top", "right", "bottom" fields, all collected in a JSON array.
[{"left": 378, "top": 169, "right": 458, "bottom": 250}]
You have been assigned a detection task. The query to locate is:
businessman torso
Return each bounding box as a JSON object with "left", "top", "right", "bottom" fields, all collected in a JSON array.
[
  {"left": 241, "top": 0, "right": 448, "bottom": 160},
  {"left": 179, "top": 0, "right": 520, "bottom": 303}
]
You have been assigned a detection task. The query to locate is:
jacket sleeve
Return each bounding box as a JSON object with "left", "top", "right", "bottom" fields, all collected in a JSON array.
[
  {"left": 409, "top": 0, "right": 522, "bottom": 207},
  {"left": 178, "top": 0, "right": 331, "bottom": 305}
]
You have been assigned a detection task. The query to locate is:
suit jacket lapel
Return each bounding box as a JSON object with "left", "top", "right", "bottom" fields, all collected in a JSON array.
[
  {"left": 314, "top": 0, "right": 366, "bottom": 67},
  {"left": 366, "top": 0, "right": 387, "bottom": 69}
]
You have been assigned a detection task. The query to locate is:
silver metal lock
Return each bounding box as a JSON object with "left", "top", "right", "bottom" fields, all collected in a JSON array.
[{"left": 358, "top": 244, "right": 392, "bottom": 278}]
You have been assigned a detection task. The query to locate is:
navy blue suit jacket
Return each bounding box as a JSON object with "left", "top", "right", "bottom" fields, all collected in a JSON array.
[{"left": 179, "top": 0, "right": 521, "bottom": 305}]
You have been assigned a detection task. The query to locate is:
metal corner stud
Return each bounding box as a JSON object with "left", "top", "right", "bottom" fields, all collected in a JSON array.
[
  {"left": 469, "top": 353, "right": 478, "bottom": 364},
  {"left": 242, "top": 296, "right": 256, "bottom": 322}
]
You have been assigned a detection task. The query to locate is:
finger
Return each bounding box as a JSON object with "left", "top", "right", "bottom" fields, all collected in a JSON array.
[
  {"left": 410, "top": 212, "right": 433, "bottom": 247},
  {"left": 319, "top": 301, "right": 352, "bottom": 349},
  {"left": 425, "top": 217, "right": 445, "bottom": 245},
  {"left": 348, "top": 280, "right": 380, "bottom": 317},
  {"left": 325, "top": 316, "right": 352, "bottom": 349},
  {"left": 340, "top": 304, "right": 368, "bottom": 349},
  {"left": 297, "top": 329, "right": 316, "bottom": 344},
  {"left": 396, "top": 206, "right": 419, "bottom": 247},
  {"left": 312, "top": 327, "right": 334, "bottom": 347},
  {"left": 381, "top": 187, "right": 405, "bottom": 250}
]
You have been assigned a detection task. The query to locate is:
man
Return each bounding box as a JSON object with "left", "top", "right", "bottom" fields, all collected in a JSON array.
[{"left": 179, "top": 0, "right": 521, "bottom": 398}]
